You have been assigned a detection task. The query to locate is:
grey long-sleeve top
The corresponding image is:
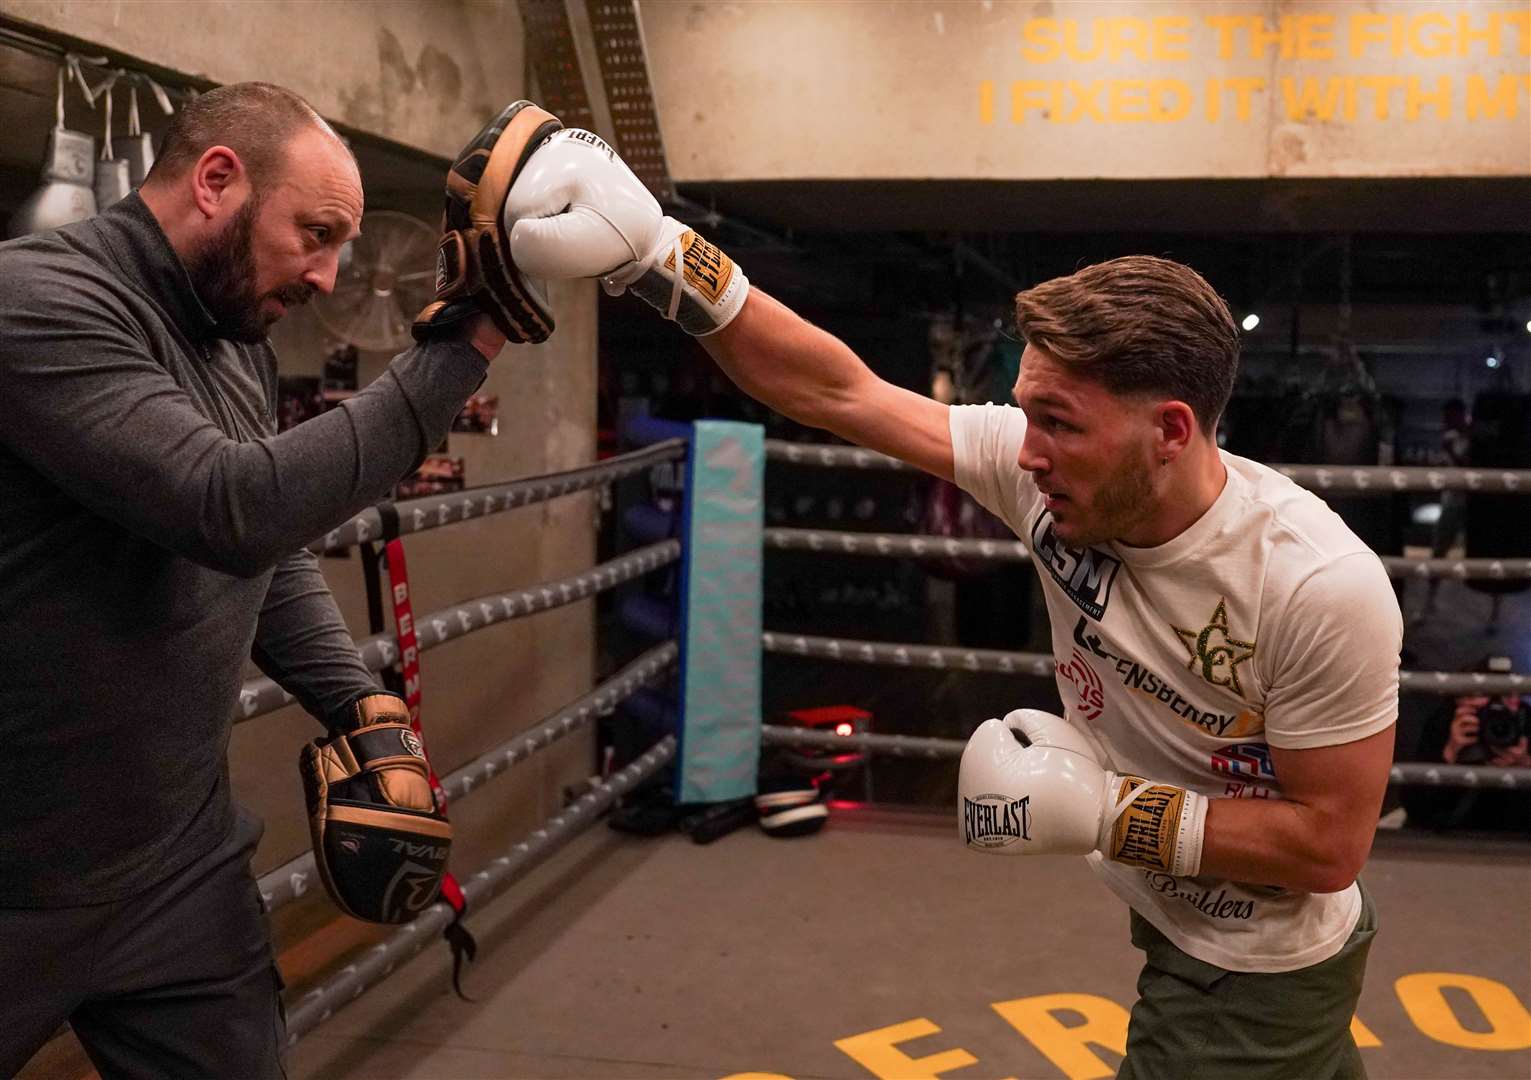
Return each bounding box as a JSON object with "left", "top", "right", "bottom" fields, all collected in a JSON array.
[{"left": 0, "top": 193, "right": 488, "bottom": 905}]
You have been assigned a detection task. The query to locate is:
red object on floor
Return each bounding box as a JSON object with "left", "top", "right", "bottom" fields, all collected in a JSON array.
[{"left": 787, "top": 705, "right": 871, "bottom": 729}]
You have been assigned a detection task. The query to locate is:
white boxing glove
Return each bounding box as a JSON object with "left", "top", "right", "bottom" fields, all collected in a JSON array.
[
  {"left": 958, "top": 709, "right": 1207, "bottom": 878},
  {"left": 505, "top": 129, "right": 749, "bottom": 336}
]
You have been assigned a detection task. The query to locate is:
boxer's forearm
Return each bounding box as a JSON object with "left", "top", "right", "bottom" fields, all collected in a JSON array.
[
  {"left": 700, "top": 288, "right": 868, "bottom": 431},
  {"left": 702, "top": 289, "right": 957, "bottom": 479},
  {"left": 1199, "top": 725, "right": 1393, "bottom": 893},
  {"left": 1198, "top": 792, "right": 1379, "bottom": 895}
]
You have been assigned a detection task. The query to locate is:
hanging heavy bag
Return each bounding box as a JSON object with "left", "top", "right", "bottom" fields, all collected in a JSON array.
[
  {"left": 7, "top": 64, "right": 96, "bottom": 237},
  {"left": 93, "top": 76, "right": 131, "bottom": 210}
]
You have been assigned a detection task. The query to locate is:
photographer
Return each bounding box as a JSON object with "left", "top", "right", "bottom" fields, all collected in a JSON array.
[
  {"left": 1403, "top": 658, "right": 1531, "bottom": 832},
  {"left": 1443, "top": 694, "right": 1530, "bottom": 769}
]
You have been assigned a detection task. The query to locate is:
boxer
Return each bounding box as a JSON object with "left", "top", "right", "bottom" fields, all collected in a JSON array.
[{"left": 501, "top": 124, "right": 1401, "bottom": 1079}]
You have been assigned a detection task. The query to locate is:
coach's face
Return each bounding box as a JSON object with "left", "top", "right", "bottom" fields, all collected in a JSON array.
[
  {"left": 1012, "top": 344, "right": 1161, "bottom": 548},
  {"left": 189, "top": 128, "right": 362, "bottom": 342}
]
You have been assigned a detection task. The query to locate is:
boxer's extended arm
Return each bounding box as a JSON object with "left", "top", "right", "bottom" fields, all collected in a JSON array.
[
  {"left": 1199, "top": 726, "right": 1394, "bottom": 894},
  {"left": 703, "top": 289, "right": 955, "bottom": 481},
  {"left": 504, "top": 128, "right": 954, "bottom": 478},
  {"left": 252, "top": 550, "right": 379, "bottom": 723}
]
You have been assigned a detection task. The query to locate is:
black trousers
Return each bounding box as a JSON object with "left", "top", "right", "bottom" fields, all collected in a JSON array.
[{"left": 1, "top": 806, "right": 286, "bottom": 1079}]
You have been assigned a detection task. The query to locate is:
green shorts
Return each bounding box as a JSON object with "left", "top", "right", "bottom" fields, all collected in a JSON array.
[{"left": 1118, "top": 881, "right": 1378, "bottom": 1080}]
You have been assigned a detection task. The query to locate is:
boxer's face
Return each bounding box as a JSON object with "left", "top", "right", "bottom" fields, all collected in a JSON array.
[
  {"left": 189, "top": 127, "right": 362, "bottom": 342},
  {"left": 1012, "top": 344, "right": 1161, "bottom": 548}
]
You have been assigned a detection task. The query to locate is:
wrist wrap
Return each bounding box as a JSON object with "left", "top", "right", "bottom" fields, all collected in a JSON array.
[{"left": 1101, "top": 773, "right": 1208, "bottom": 878}]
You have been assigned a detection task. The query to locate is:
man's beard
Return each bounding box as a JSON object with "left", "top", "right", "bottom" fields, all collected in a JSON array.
[
  {"left": 186, "top": 198, "right": 313, "bottom": 343},
  {"left": 1070, "top": 451, "right": 1156, "bottom": 547}
]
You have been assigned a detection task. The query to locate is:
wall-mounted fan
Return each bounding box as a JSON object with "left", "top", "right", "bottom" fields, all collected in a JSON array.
[{"left": 312, "top": 210, "right": 437, "bottom": 352}]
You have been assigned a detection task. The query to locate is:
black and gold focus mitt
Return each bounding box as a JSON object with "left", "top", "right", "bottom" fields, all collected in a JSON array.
[
  {"left": 300, "top": 692, "right": 452, "bottom": 923},
  {"left": 412, "top": 99, "right": 563, "bottom": 344}
]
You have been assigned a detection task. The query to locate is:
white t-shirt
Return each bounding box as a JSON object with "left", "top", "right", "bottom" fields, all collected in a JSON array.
[{"left": 949, "top": 403, "right": 1402, "bottom": 973}]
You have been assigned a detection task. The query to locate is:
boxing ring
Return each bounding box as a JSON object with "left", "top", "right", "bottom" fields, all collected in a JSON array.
[{"left": 226, "top": 425, "right": 1529, "bottom": 1078}]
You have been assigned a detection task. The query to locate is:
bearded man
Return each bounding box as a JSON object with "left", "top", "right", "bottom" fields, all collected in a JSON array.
[{"left": 0, "top": 83, "right": 513, "bottom": 1075}]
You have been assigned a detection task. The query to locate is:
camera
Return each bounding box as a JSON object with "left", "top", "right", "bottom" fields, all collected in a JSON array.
[
  {"left": 1455, "top": 656, "right": 1528, "bottom": 763},
  {"left": 1477, "top": 699, "right": 1530, "bottom": 751}
]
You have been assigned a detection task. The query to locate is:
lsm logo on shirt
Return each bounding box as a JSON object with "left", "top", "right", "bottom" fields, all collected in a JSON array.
[{"left": 1030, "top": 512, "right": 1122, "bottom": 619}]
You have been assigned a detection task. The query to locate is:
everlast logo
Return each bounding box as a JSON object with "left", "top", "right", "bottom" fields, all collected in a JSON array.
[
  {"left": 1112, "top": 783, "right": 1180, "bottom": 872},
  {"left": 665, "top": 231, "right": 734, "bottom": 305},
  {"left": 963, "top": 793, "right": 1030, "bottom": 849},
  {"left": 1031, "top": 512, "right": 1120, "bottom": 619},
  {"left": 565, "top": 128, "right": 616, "bottom": 160}
]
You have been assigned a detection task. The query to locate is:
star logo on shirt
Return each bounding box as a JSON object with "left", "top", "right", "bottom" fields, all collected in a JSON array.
[{"left": 1173, "top": 598, "right": 1257, "bottom": 699}]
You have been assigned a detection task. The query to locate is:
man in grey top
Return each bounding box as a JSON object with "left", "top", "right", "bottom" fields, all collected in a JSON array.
[{"left": 0, "top": 83, "right": 511, "bottom": 1076}]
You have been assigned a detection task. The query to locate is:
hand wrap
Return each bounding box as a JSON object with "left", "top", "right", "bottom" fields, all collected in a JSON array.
[
  {"left": 1101, "top": 774, "right": 1208, "bottom": 878},
  {"left": 603, "top": 215, "right": 750, "bottom": 337}
]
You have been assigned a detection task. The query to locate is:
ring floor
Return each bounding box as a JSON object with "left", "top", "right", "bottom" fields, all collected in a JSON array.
[{"left": 290, "top": 806, "right": 1530, "bottom": 1080}]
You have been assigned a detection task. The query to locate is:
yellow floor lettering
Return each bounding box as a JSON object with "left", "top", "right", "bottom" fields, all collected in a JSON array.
[
  {"left": 992, "top": 993, "right": 1128, "bottom": 1080},
  {"left": 718, "top": 1074, "right": 797, "bottom": 1080},
  {"left": 1396, "top": 972, "right": 1531, "bottom": 1051},
  {"left": 1350, "top": 1015, "right": 1382, "bottom": 1047},
  {"left": 834, "top": 1018, "right": 986, "bottom": 1080}
]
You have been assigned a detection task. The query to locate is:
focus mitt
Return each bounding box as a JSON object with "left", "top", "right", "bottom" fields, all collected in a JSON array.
[
  {"left": 413, "top": 100, "right": 563, "bottom": 345},
  {"left": 300, "top": 692, "right": 452, "bottom": 923}
]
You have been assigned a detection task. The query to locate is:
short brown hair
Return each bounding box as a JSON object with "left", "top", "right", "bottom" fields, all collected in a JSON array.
[
  {"left": 1013, "top": 255, "right": 1239, "bottom": 435},
  {"left": 145, "top": 82, "right": 336, "bottom": 190}
]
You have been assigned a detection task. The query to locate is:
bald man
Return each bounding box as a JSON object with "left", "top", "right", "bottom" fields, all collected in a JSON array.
[{"left": 0, "top": 82, "right": 506, "bottom": 1075}]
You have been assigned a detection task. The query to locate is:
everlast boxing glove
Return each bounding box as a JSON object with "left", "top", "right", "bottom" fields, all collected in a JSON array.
[
  {"left": 958, "top": 709, "right": 1208, "bottom": 878},
  {"left": 505, "top": 128, "right": 749, "bottom": 337},
  {"left": 412, "top": 100, "right": 564, "bottom": 344},
  {"left": 300, "top": 692, "right": 452, "bottom": 923}
]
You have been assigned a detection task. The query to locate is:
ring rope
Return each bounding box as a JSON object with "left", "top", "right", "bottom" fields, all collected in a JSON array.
[
  {"left": 257, "top": 641, "right": 678, "bottom": 913},
  {"left": 767, "top": 440, "right": 910, "bottom": 472},
  {"left": 763, "top": 723, "right": 962, "bottom": 760},
  {"left": 310, "top": 439, "right": 688, "bottom": 554},
  {"left": 765, "top": 527, "right": 1531, "bottom": 581},
  {"left": 764, "top": 631, "right": 1054, "bottom": 677},
  {"left": 236, "top": 540, "right": 682, "bottom": 723},
  {"left": 761, "top": 631, "right": 1531, "bottom": 695},
  {"left": 768, "top": 527, "right": 1028, "bottom": 563},
  {"left": 284, "top": 736, "right": 677, "bottom": 1043},
  {"left": 765, "top": 439, "right": 1531, "bottom": 493},
  {"left": 761, "top": 725, "right": 1531, "bottom": 790}
]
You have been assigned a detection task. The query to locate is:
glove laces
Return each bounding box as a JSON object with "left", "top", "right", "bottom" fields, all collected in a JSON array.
[
  {"left": 1105, "top": 777, "right": 1156, "bottom": 835},
  {"left": 664, "top": 233, "right": 685, "bottom": 321}
]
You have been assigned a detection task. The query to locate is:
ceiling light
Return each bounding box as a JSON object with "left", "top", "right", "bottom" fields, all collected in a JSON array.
[
  {"left": 1486, "top": 356, "right": 1501, "bottom": 369},
  {"left": 1241, "top": 313, "right": 1260, "bottom": 331}
]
